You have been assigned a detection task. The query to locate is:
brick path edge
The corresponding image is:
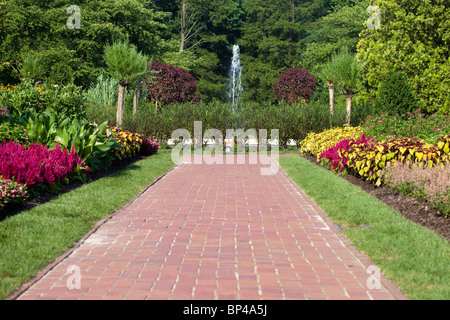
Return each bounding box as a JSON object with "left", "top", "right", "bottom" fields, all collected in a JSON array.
[{"left": 6, "top": 167, "right": 177, "bottom": 300}]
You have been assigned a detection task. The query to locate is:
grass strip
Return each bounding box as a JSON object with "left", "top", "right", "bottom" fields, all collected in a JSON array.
[
  {"left": 280, "top": 155, "right": 449, "bottom": 300},
  {"left": 0, "top": 150, "right": 175, "bottom": 300}
]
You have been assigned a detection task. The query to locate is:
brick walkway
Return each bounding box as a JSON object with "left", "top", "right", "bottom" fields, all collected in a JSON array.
[{"left": 13, "top": 155, "right": 407, "bottom": 300}]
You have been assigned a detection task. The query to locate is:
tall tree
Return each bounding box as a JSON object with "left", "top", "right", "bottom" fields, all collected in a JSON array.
[
  {"left": 0, "top": 0, "right": 167, "bottom": 87},
  {"left": 158, "top": 0, "right": 243, "bottom": 102},
  {"left": 357, "top": 0, "right": 450, "bottom": 114},
  {"left": 300, "top": 0, "right": 370, "bottom": 73}
]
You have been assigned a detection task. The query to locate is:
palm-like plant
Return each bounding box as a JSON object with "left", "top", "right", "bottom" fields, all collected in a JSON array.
[
  {"left": 321, "top": 48, "right": 362, "bottom": 125},
  {"left": 317, "top": 61, "right": 336, "bottom": 116},
  {"left": 104, "top": 41, "right": 148, "bottom": 127}
]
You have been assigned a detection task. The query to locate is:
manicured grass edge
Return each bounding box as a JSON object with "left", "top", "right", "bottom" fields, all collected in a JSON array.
[
  {"left": 280, "top": 155, "right": 449, "bottom": 300},
  {"left": 1, "top": 150, "right": 175, "bottom": 300}
]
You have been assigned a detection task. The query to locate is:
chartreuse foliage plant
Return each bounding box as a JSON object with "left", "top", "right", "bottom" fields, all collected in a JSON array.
[
  {"left": 110, "top": 127, "right": 160, "bottom": 160},
  {"left": 357, "top": 0, "right": 450, "bottom": 114},
  {"left": 300, "top": 126, "right": 364, "bottom": 159},
  {"left": 343, "top": 135, "right": 450, "bottom": 186},
  {"left": 110, "top": 126, "right": 143, "bottom": 160}
]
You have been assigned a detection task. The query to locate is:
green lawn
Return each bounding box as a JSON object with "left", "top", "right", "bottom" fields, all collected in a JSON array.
[
  {"left": 280, "top": 155, "right": 449, "bottom": 300},
  {"left": 1, "top": 150, "right": 448, "bottom": 300},
  {"left": 0, "top": 150, "right": 175, "bottom": 300}
]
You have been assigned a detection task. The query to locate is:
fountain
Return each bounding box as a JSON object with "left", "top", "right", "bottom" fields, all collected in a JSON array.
[
  {"left": 224, "top": 45, "right": 244, "bottom": 153},
  {"left": 227, "top": 45, "right": 243, "bottom": 113}
]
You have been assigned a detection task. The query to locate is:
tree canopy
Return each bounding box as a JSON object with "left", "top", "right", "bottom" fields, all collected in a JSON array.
[
  {"left": 0, "top": 0, "right": 448, "bottom": 114},
  {"left": 357, "top": 0, "right": 450, "bottom": 114}
]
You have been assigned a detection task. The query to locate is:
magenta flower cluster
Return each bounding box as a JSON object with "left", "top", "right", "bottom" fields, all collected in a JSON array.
[
  {"left": 320, "top": 134, "right": 374, "bottom": 173},
  {"left": 0, "top": 140, "right": 89, "bottom": 189}
]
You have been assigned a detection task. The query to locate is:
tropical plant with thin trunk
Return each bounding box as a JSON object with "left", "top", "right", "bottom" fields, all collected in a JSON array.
[
  {"left": 321, "top": 48, "right": 362, "bottom": 125},
  {"left": 317, "top": 61, "right": 336, "bottom": 116},
  {"left": 104, "top": 41, "right": 148, "bottom": 127}
]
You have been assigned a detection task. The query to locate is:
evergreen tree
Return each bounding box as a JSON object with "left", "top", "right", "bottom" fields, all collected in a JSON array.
[{"left": 374, "top": 70, "right": 418, "bottom": 115}]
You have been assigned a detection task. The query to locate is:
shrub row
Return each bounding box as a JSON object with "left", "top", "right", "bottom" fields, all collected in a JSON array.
[
  {"left": 0, "top": 79, "right": 86, "bottom": 117},
  {"left": 123, "top": 100, "right": 369, "bottom": 146},
  {"left": 361, "top": 110, "right": 450, "bottom": 144}
]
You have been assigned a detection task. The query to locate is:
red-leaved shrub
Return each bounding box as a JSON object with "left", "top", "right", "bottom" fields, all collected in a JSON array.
[
  {"left": 146, "top": 62, "right": 199, "bottom": 107},
  {"left": 273, "top": 68, "right": 317, "bottom": 104},
  {"left": 0, "top": 140, "right": 89, "bottom": 189},
  {"left": 140, "top": 137, "right": 160, "bottom": 156}
]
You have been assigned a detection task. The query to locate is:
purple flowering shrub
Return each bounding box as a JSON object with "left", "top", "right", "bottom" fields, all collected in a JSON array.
[
  {"left": 319, "top": 134, "right": 374, "bottom": 173},
  {"left": 0, "top": 140, "right": 90, "bottom": 191}
]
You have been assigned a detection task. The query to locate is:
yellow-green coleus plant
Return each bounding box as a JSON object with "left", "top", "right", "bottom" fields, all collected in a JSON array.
[
  {"left": 344, "top": 135, "right": 450, "bottom": 186},
  {"left": 300, "top": 126, "right": 364, "bottom": 159}
]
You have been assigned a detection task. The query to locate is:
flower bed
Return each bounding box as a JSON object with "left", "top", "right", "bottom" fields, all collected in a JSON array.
[
  {"left": 300, "top": 126, "right": 363, "bottom": 158},
  {"left": 303, "top": 124, "right": 450, "bottom": 216},
  {"left": 382, "top": 162, "right": 449, "bottom": 217},
  {"left": 109, "top": 126, "right": 160, "bottom": 160},
  {"left": 343, "top": 135, "right": 450, "bottom": 186},
  {"left": 0, "top": 140, "right": 89, "bottom": 191}
]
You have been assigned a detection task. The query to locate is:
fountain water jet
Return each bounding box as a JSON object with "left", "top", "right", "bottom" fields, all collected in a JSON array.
[{"left": 227, "top": 45, "right": 243, "bottom": 113}]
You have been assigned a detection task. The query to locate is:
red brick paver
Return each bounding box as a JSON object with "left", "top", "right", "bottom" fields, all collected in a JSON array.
[{"left": 12, "top": 155, "right": 407, "bottom": 300}]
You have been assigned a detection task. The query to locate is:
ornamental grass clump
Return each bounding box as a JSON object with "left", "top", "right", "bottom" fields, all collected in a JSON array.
[{"left": 381, "top": 162, "right": 450, "bottom": 217}]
